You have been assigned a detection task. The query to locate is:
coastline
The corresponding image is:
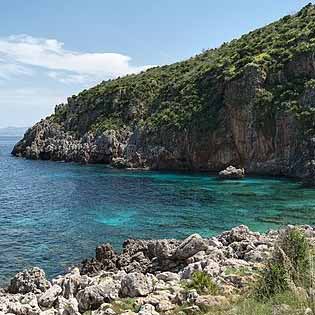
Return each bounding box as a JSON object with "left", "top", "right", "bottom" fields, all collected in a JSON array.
[
  {"left": 10, "top": 153, "right": 307, "bottom": 183},
  {"left": 1, "top": 224, "right": 313, "bottom": 314}
]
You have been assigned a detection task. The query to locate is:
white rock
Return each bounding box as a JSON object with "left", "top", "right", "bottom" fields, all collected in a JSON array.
[
  {"left": 40, "top": 309, "right": 57, "bottom": 315},
  {"left": 55, "top": 296, "right": 80, "bottom": 315},
  {"left": 173, "top": 234, "right": 207, "bottom": 260},
  {"left": 138, "top": 304, "right": 159, "bottom": 315},
  {"left": 8, "top": 267, "right": 51, "bottom": 294},
  {"left": 77, "top": 281, "right": 119, "bottom": 312},
  {"left": 218, "top": 166, "right": 245, "bottom": 179},
  {"left": 156, "top": 272, "right": 180, "bottom": 282},
  {"left": 120, "top": 273, "right": 155, "bottom": 298},
  {"left": 52, "top": 268, "right": 84, "bottom": 299},
  {"left": 38, "top": 284, "right": 62, "bottom": 308}
]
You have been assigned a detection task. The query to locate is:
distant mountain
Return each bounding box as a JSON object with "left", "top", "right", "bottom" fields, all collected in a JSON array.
[{"left": 0, "top": 127, "right": 28, "bottom": 136}]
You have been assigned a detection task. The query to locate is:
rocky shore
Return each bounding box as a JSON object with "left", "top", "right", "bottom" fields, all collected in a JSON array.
[{"left": 1, "top": 225, "right": 313, "bottom": 315}]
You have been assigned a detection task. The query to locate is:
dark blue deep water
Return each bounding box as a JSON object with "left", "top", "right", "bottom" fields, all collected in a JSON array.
[{"left": 1, "top": 136, "right": 315, "bottom": 284}]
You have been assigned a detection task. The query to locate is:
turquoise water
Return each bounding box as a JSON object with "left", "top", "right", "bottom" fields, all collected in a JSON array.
[{"left": 0, "top": 136, "right": 315, "bottom": 284}]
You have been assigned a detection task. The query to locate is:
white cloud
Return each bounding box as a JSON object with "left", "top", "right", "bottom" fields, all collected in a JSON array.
[
  {"left": 0, "top": 63, "right": 33, "bottom": 80},
  {"left": 0, "top": 86, "right": 70, "bottom": 127},
  {"left": 47, "top": 71, "right": 88, "bottom": 84},
  {"left": 0, "top": 34, "right": 154, "bottom": 83}
]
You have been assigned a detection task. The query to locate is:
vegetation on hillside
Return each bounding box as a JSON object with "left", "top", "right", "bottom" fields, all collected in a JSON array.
[{"left": 52, "top": 4, "right": 315, "bottom": 139}]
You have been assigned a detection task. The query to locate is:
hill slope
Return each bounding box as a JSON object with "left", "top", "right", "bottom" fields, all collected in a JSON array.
[{"left": 13, "top": 4, "right": 315, "bottom": 180}]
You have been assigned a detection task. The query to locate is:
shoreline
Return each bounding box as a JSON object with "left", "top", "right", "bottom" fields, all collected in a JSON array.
[
  {"left": 10, "top": 154, "right": 307, "bottom": 184},
  {"left": 1, "top": 224, "right": 313, "bottom": 314}
]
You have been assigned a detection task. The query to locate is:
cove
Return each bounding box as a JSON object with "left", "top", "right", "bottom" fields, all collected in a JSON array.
[{"left": 0, "top": 136, "right": 314, "bottom": 284}]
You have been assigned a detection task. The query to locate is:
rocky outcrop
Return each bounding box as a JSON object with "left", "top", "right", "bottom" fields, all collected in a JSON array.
[
  {"left": 120, "top": 273, "right": 155, "bottom": 298},
  {"left": 1, "top": 225, "right": 313, "bottom": 314},
  {"left": 218, "top": 166, "right": 245, "bottom": 179},
  {"left": 11, "top": 5, "right": 315, "bottom": 181},
  {"left": 8, "top": 267, "right": 51, "bottom": 294}
]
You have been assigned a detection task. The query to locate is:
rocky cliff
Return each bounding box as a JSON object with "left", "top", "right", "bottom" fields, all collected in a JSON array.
[{"left": 12, "top": 4, "right": 315, "bottom": 180}]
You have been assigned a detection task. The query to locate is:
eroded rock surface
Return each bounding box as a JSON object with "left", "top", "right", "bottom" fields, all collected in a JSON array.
[
  {"left": 218, "top": 166, "right": 245, "bottom": 179},
  {"left": 1, "top": 225, "right": 313, "bottom": 314},
  {"left": 11, "top": 5, "right": 315, "bottom": 183}
]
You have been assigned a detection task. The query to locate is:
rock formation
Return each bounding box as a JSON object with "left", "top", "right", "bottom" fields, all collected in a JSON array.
[
  {"left": 11, "top": 5, "right": 315, "bottom": 181},
  {"left": 0, "top": 225, "right": 314, "bottom": 314},
  {"left": 218, "top": 166, "right": 245, "bottom": 179}
]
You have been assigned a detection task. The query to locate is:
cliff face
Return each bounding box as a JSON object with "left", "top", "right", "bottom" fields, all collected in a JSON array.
[{"left": 12, "top": 4, "right": 315, "bottom": 179}]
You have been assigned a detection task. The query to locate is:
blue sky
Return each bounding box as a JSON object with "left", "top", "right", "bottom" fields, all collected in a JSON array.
[{"left": 0, "top": 0, "right": 312, "bottom": 128}]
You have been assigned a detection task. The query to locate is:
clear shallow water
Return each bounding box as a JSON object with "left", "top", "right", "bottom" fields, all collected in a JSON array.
[{"left": 0, "top": 136, "right": 315, "bottom": 284}]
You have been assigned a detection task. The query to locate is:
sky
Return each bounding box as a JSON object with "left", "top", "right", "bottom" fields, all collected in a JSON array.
[{"left": 0, "top": 0, "right": 312, "bottom": 128}]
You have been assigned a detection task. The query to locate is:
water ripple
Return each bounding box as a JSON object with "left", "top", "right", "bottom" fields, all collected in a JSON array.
[{"left": 0, "top": 136, "right": 314, "bottom": 284}]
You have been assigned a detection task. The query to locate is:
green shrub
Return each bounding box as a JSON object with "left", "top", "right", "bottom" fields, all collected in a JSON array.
[
  {"left": 254, "top": 228, "right": 311, "bottom": 299},
  {"left": 91, "top": 117, "right": 124, "bottom": 132},
  {"left": 43, "top": 4, "right": 315, "bottom": 137},
  {"left": 111, "top": 298, "right": 140, "bottom": 313},
  {"left": 184, "top": 271, "right": 220, "bottom": 295},
  {"left": 232, "top": 291, "right": 308, "bottom": 315},
  {"left": 276, "top": 228, "right": 310, "bottom": 286},
  {"left": 254, "top": 261, "right": 288, "bottom": 299}
]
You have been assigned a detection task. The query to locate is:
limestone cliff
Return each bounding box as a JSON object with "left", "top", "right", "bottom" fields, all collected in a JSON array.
[{"left": 12, "top": 4, "right": 315, "bottom": 180}]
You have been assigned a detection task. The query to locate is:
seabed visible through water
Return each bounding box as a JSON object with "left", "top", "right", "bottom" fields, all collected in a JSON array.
[{"left": 0, "top": 136, "right": 314, "bottom": 283}]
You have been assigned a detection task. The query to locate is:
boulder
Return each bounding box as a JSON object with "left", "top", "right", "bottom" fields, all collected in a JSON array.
[
  {"left": 180, "top": 262, "right": 203, "bottom": 279},
  {"left": 8, "top": 267, "right": 51, "bottom": 294},
  {"left": 218, "top": 166, "right": 245, "bottom": 179},
  {"left": 305, "top": 308, "right": 313, "bottom": 315},
  {"left": 7, "top": 293, "right": 41, "bottom": 315},
  {"left": 138, "top": 304, "right": 159, "bottom": 315},
  {"left": 52, "top": 268, "right": 85, "bottom": 299},
  {"left": 111, "top": 157, "right": 129, "bottom": 169},
  {"left": 81, "top": 244, "right": 119, "bottom": 276},
  {"left": 120, "top": 273, "right": 155, "bottom": 298},
  {"left": 92, "top": 303, "right": 117, "bottom": 315},
  {"left": 55, "top": 296, "right": 80, "bottom": 315},
  {"left": 38, "top": 284, "right": 62, "bottom": 308},
  {"left": 156, "top": 272, "right": 180, "bottom": 282},
  {"left": 77, "top": 280, "right": 120, "bottom": 312},
  {"left": 173, "top": 234, "right": 207, "bottom": 260},
  {"left": 272, "top": 304, "right": 291, "bottom": 315},
  {"left": 96, "top": 244, "right": 117, "bottom": 263},
  {"left": 219, "top": 225, "right": 253, "bottom": 245}
]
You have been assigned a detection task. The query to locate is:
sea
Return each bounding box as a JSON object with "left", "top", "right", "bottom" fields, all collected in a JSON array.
[{"left": 0, "top": 135, "right": 314, "bottom": 284}]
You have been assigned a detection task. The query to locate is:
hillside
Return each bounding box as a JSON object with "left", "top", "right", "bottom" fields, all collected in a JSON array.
[{"left": 12, "top": 4, "right": 315, "bottom": 180}]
